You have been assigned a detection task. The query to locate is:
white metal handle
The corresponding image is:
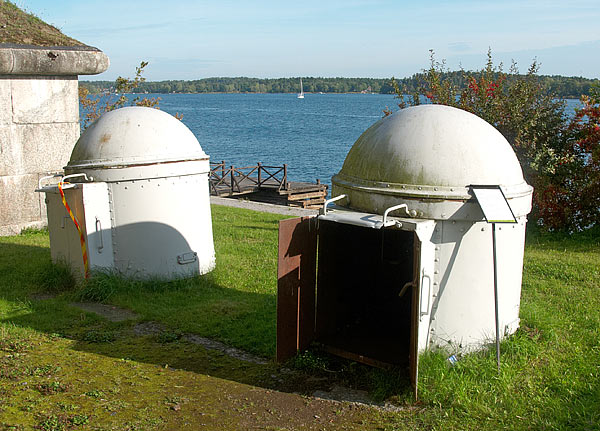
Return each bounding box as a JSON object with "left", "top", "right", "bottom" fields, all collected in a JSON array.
[
  {"left": 38, "top": 173, "right": 62, "bottom": 189},
  {"left": 321, "top": 194, "right": 347, "bottom": 215},
  {"left": 177, "top": 252, "right": 198, "bottom": 265},
  {"left": 95, "top": 217, "right": 103, "bottom": 253},
  {"left": 61, "top": 173, "right": 91, "bottom": 183},
  {"left": 383, "top": 204, "right": 408, "bottom": 226},
  {"left": 420, "top": 273, "right": 431, "bottom": 319}
]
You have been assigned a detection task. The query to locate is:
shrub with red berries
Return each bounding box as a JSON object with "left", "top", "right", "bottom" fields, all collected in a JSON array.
[{"left": 390, "top": 50, "right": 599, "bottom": 231}]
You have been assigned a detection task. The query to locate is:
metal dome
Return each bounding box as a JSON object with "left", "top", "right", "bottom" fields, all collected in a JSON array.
[
  {"left": 332, "top": 105, "right": 533, "bottom": 219},
  {"left": 65, "top": 106, "right": 208, "bottom": 181}
]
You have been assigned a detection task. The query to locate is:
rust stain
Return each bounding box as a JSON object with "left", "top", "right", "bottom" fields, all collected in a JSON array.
[{"left": 99, "top": 133, "right": 111, "bottom": 144}]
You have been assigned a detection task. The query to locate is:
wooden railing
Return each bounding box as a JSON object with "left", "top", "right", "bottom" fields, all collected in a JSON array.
[{"left": 209, "top": 161, "right": 288, "bottom": 195}]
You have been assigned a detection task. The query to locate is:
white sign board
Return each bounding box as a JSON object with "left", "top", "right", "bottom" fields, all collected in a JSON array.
[{"left": 471, "top": 185, "right": 517, "bottom": 223}]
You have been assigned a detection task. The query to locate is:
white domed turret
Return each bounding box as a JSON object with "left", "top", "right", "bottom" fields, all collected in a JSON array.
[
  {"left": 41, "top": 107, "right": 215, "bottom": 280},
  {"left": 332, "top": 105, "right": 532, "bottom": 220},
  {"left": 66, "top": 106, "right": 208, "bottom": 181}
]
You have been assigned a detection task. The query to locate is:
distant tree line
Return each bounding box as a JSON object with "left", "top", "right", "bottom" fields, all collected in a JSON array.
[
  {"left": 404, "top": 71, "right": 599, "bottom": 99},
  {"left": 80, "top": 74, "right": 599, "bottom": 98}
]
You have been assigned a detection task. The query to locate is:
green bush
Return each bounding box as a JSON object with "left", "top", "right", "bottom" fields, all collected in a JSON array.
[{"left": 389, "top": 50, "right": 599, "bottom": 231}]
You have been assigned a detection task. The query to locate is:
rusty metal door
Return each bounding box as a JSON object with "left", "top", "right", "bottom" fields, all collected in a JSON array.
[
  {"left": 276, "top": 216, "right": 318, "bottom": 362},
  {"left": 409, "top": 233, "right": 421, "bottom": 396}
]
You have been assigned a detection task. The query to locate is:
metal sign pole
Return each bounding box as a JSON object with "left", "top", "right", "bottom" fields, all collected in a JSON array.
[
  {"left": 492, "top": 222, "right": 501, "bottom": 372},
  {"left": 470, "top": 185, "right": 517, "bottom": 374}
]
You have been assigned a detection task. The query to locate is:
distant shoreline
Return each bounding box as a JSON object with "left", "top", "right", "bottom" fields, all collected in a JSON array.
[
  {"left": 80, "top": 74, "right": 599, "bottom": 99},
  {"left": 92, "top": 91, "right": 384, "bottom": 96},
  {"left": 81, "top": 91, "right": 584, "bottom": 101}
]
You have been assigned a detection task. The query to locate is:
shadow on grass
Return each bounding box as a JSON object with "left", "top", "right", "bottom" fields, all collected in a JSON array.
[
  {"left": 1, "top": 241, "right": 400, "bottom": 399},
  {"left": 0, "top": 241, "right": 53, "bottom": 299},
  {"left": 3, "top": 293, "right": 399, "bottom": 400}
]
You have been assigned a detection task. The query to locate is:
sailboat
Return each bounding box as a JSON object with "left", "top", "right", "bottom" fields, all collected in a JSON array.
[{"left": 297, "top": 78, "right": 304, "bottom": 99}]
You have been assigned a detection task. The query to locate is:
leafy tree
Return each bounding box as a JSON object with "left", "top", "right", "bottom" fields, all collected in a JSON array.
[
  {"left": 78, "top": 61, "right": 161, "bottom": 129},
  {"left": 539, "top": 83, "right": 600, "bottom": 230},
  {"left": 80, "top": 75, "right": 598, "bottom": 97},
  {"left": 388, "top": 50, "right": 598, "bottom": 231}
]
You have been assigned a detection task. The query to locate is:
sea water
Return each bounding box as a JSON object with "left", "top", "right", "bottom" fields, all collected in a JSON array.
[
  {"left": 155, "top": 93, "right": 396, "bottom": 186},
  {"left": 83, "top": 93, "right": 582, "bottom": 188}
]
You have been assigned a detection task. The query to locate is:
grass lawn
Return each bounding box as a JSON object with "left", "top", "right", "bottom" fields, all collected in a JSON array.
[{"left": 0, "top": 204, "right": 598, "bottom": 430}]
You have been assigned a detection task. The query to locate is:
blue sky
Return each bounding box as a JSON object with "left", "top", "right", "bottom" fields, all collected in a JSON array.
[{"left": 16, "top": 0, "right": 600, "bottom": 81}]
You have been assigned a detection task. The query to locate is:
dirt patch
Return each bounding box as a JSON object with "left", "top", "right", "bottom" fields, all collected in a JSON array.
[
  {"left": 133, "top": 321, "right": 166, "bottom": 336},
  {"left": 75, "top": 311, "right": 402, "bottom": 409},
  {"left": 70, "top": 302, "right": 139, "bottom": 322},
  {"left": 314, "top": 384, "right": 404, "bottom": 412},
  {"left": 184, "top": 333, "right": 267, "bottom": 365},
  {"left": 30, "top": 293, "right": 56, "bottom": 301},
  {"left": 1, "top": 332, "right": 387, "bottom": 430},
  {"left": 132, "top": 322, "right": 267, "bottom": 364}
]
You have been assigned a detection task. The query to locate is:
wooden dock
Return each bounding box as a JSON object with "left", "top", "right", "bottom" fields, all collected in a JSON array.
[{"left": 209, "top": 161, "right": 328, "bottom": 209}]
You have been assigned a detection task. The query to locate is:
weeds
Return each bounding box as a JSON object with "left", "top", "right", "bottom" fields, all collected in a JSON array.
[
  {"left": 81, "top": 329, "right": 116, "bottom": 343},
  {"left": 74, "top": 271, "right": 122, "bottom": 302},
  {"left": 35, "top": 381, "right": 70, "bottom": 395},
  {"left": 84, "top": 389, "right": 105, "bottom": 399},
  {"left": 35, "top": 413, "right": 88, "bottom": 431},
  {"left": 56, "top": 402, "right": 78, "bottom": 412},
  {"left": 0, "top": 2, "right": 83, "bottom": 46},
  {"left": 290, "top": 351, "right": 331, "bottom": 372},
  {"left": 24, "top": 364, "right": 60, "bottom": 377},
  {"left": 0, "top": 324, "right": 31, "bottom": 353},
  {"left": 0, "top": 337, "right": 28, "bottom": 354},
  {"left": 35, "top": 261, "right": 76, "bottom": 294},
  {"left": 156, "top": 330, "right": 183, "bottom": 344},
  {"left": 73, "top": 270, "right": 192, "bottom": 303}
]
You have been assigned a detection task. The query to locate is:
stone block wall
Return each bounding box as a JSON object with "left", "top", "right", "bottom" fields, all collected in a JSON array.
[
  {"left": 0, "top": 45, "right": 108, "bottom": 236},
  {"left": 0, "top": 76, "right": 80, "bottom": 235}
]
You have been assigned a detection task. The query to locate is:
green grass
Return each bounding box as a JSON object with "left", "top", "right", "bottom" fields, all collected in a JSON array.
[
  {"left": 0, "top": 1, "right": 84, "bottom": 46},
  {"left": 401, "top": 227, "right": 600, "bottom": 430},
  {"left": 1, "top": 205, "right": 283, "bottom": 358},
  {"left": 1, "top": 206, "right": 599, "bottom": 430},
  {"left": 104, "top": 205, "right": 284, "bottom": 357}
]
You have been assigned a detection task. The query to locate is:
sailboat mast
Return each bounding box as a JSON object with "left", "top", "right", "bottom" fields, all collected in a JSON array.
[{"left": 298, "top": 77, "right": 305, "bottom": 98}]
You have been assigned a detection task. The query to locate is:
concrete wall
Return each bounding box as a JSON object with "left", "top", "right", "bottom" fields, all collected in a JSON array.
[
  {"left": 0, "top": 75, "right": 80, "bottom": 235},
  {"left": 0, "top": 45, "right": 108, "bottom": 236}
]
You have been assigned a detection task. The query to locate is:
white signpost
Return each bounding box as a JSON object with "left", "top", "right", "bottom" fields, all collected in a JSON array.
[{"left": 471, "top": 185, "right": 517, "bottom": 372}]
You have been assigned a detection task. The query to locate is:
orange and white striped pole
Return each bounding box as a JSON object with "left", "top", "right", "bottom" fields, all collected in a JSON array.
[{"left": 57, "top": 181, "right": 89, "bottom": 278}]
